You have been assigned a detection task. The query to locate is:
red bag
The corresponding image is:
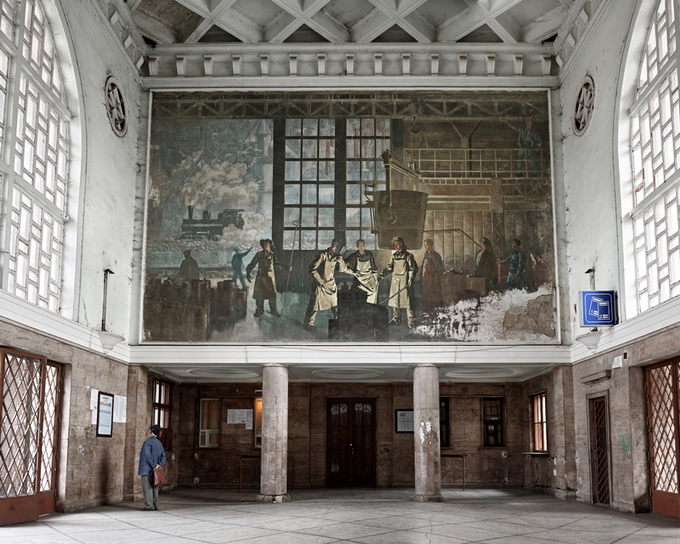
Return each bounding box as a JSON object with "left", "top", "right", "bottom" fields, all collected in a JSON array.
[{"left": 153, "top": 465, "right": 165, "bottom": 486}]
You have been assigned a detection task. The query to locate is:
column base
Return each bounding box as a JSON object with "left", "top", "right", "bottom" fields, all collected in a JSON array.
[
  {"left": 414, "top": 493, "right": 443, "bottom": 502},
  {"left": 257, "top": 493, "right": 290, "bottom": 503}
]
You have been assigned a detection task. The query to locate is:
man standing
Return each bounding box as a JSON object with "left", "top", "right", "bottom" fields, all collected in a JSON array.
[
  {"left": 304, "top": 239, "right": 347, "bottom": 330},
  {"left": 474, "top": 237, "right": 497, "bottom": 293},
  {"left": 420, "top": 239, "right": 445, "bottom": 316},
  {"left": 500, "top": 238, "right": 526, "bottom": 290},
  {"left": 231, "top": 245, "right": 253, "bottom": 290},
  {"left": 176, "top": 249, "right": 199, "bottom": 283},
  {"left": 246, "top": 239, "right": 281, "bottom": 318},
  {"left": 345, "top": 239, "right": 379, "bottom": 304},
  {"left": 379, "top": 236, "right": 418, "bottom": 327},
  {"left": 138, "top": 424, "right": 166, "bottom": 511}
]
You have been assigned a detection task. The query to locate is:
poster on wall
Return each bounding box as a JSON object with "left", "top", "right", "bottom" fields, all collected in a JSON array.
[{"left": 143, "top": 91, "right": 557, "bottom": 344}]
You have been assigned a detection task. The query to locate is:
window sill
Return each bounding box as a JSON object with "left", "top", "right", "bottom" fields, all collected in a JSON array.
[{"left": 522, "top": 451, "right": 549, "bottom": 455}]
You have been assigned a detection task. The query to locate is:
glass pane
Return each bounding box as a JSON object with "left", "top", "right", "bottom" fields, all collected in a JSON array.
[
  {"left": 303, "top": 139, "right": 317, "bottom": 158},
  {"left": 319, "top": 139, "right": 335, "bottom": 159},
  {"left": 346, "top": 207, "right": 360, "bottom": 227},
  {"left": 286, "top": 118, "right": 301, "bottom": 136},
  {"left": 301, "top": 230, "right": 317, "bottom": 250},
  {"left": 347, "top": 138, "right": 361, "bottom": 159},
  {"left": 347, "top": 161, "right": 361, "bottom": 181},
  {"left": 284, "top": 207, "right": 300, "bottom": 224},
  {"left": 302, "top": 160, "right": 317, "bottom": 180},
  {"left": 347, "top": 118, "right": 360, "bottom": 137},
  {"left": 318, "top": 208, "right": 334, "bottom": 227},
  {"left": 302, "top": 207, "right": 316, "bottom": 226},
  {"left": 285, "top": 161, "right": 300, "bottom": 181},
  {"left": 303, "top": 118, "right": 318, "bottom": 136},
  {"left": 346, "top": 184, "right": 361, "bottom": 205},
  {"left": 319, "top": 118, "right": 335, "bottom": 136},
  {"left": 302, "top": 184, "right": 317, "bottom": 204},
  {"left": 285, "top": 139, "right": 301, "bottom": 158},
  {"left": 319, "top": 185, "right": 334, "bottom": 205},
  {"left": 362, "top": 118, "right": 375, "bottom": 136},
  {"left": 284, "top": 184, "right": 300, "bottom": 204},
  {"left": 318, "top": 160, "right": 334, "bottom": 181},
  {"left": 318, "top": 230, "right": 335, "bottom": 248}
]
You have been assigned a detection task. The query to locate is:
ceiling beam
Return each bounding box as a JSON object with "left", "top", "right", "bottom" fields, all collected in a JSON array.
[
  {"left": 523, "top": 5, "right": 568, "bottom": 43},
  {"left": 437, "top": 8, "right": 485, "bottom": 42}
]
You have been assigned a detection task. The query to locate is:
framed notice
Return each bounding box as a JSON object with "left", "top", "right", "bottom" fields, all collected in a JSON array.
[
  {"left": 96, "top": 391, "right": 114, "bottom": 437},
  {"left": 395, "top": 409, "right": 414, "bottom": 433}
]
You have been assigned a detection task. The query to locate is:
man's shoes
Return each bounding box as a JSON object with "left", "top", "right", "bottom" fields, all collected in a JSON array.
[
  {"left": 139, "top": 507, "right": 154, "bottom": 511},
  {"left": 389, "top": 318, "right": 401, "bottom": 325},
  {"left": 269, "top": 309, "right": 281, "bottom": 317},
  {"left": 254, "top": 308, "right": 264, "bottom": 317}
]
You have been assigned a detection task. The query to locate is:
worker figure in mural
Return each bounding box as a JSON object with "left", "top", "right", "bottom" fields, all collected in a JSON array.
[
  {"left": 231, "top": 245, "right": 253, "bottom": 289},
  {"left": 175, "top": 249, "right": 200, "bottom": 283},
  {"left": 474, "top": 237, "right": 498, "bottom": 294},
  {"left": 379, "top": 236, "right": 418, "bottom": 327},
  {"left": 420, "top": 239, "right": 445, "bottom": 317},
  {"left": 499, "top": 238, "right": 526, "bottom": 290},
  {"left": 246, "top": 239, "right": 281, "bottom": 318},
  {"left": 345, "top": 239, "right": 379, "bottom": 304},
  {"left": 303, "top": 239, "right": 347, "bottom": 331},
  {"left": 502, "top": 117, "right": 542, "bottom": 176}
]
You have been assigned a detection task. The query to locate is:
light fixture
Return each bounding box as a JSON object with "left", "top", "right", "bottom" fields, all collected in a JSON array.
[
  {"left": 576, "top": 328, "right": 602, "bottom": 352},
  {"left": 98, "top": 268, "right": 124, "bottom": 352}
]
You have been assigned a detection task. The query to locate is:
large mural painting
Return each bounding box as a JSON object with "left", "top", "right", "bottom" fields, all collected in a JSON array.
[{"left": 144, "top": 91, "right": 557, "bottom": 344}]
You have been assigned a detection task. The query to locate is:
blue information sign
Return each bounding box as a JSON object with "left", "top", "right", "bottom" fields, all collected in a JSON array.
[{"left": 581, "top": 291, "right": 617, "bottom": 327}]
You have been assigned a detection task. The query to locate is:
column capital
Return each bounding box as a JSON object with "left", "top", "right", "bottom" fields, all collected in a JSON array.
[
  {"left": 261, "top": 363, "right": 289, "bottom": 369},
  {"left": 410, "top": 363, "right": 440, "bottom": 369}
]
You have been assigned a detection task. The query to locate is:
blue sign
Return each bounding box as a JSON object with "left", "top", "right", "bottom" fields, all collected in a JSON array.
[{"left": 581, "top": 291, "right": 617, "bottom": 327}]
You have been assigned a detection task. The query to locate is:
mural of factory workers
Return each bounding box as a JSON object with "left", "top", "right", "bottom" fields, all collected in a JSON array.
[{"left": 143, "top": 91, "right": 558, "bottom": 344}]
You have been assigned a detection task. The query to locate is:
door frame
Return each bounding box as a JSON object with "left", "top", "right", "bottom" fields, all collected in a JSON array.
[
  {"left": 587, "top": 392, "right": 612, "bottom": 505},
  {"left": 326, "top": 398, "right": 377, "bottom": 487}
]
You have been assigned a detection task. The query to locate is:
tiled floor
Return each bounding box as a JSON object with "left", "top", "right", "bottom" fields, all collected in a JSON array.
[{"left": 3, "top": 487, "right": 680, "bottom": 544}]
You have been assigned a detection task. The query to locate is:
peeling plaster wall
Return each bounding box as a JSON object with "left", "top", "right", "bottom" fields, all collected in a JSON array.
[
  {"left": 557, "top": 0, "right": 638, "bottom": 343},
  {"left": 56, "top": 0, "right": 141, "bottom": 337}
]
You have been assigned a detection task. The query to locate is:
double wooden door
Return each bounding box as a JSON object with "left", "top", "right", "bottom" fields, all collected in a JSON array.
[
  {"left": 0, "top": 349, "right": 62, "bottom": 526},
  {"left": 327, "top": 399, "right": 376, "bottom": 487}
]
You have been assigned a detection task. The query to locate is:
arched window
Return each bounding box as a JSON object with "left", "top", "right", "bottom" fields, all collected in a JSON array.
[
  {"left": 629, "top": 0, "right": 680, "bottom": 313},
  {"left": 0, "top": 0, "right": 71, "bottom": 313}
]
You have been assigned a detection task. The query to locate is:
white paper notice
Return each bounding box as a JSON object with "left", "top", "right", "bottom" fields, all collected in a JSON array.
[
  {"left": 90, "top": 389, "right": 99, "bottom": 424},
  {"left": 227, "top": 409, "right": 248, "bottom": 424},
  {"left": 113, "top": 395, "right": 127, "bottom": 423},
  {"left": 245, "top": 409, "right": 253, "bottom": 430}
]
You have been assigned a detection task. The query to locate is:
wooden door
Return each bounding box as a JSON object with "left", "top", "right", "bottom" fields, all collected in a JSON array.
[
  {"left": 327, "top": 399, "right": 376, "bottom": 487},
  {"left": 590, "top": 396, "right": 611, "bottom": 504},
  {"left": 0, "top": 350, "right": 61, "bottom": 525},
  {"left": 647, "top": 359, "right": 680, "bottom": 518}
]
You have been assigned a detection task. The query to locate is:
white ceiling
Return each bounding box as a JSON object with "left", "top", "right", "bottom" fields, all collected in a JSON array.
[{"left": 127, "top": 0, "right": 572, "bottom": 46}]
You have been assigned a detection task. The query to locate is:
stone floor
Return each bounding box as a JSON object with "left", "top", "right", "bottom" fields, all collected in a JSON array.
[{"left": 3, "top": 487, "right": 680, "bottom": 543}]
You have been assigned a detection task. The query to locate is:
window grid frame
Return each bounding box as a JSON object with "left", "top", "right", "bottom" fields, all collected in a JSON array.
[
  {"left": 531, "top": 392, "right": 548, "bottom": 453},
  {"left": 281, "top": 117, "right": 390, "bottom": 251},
  {"left": 629, "top": 0, "right": 680, "bottom": 315},
  {"left": 153, "top": 378, "right": 173, "bottom": 451},
  {"left": 0, "top": 0, "right": 70, "bottom": 313}
]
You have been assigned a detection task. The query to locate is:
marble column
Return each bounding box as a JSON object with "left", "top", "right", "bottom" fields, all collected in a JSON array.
[
  {"left": 413, "top": 364, "right": 442, "bottom": 502},
  {"left": 257, "top": 364, "right": 290, "bottom": 503}
]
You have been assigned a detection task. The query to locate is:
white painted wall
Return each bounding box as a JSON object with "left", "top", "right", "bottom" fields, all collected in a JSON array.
[
  {"left": 55, "top": 0, "right": 141, "bottom": 338},
  {"left": 557, "top": 0, "right": 640, "bottom": 344}
]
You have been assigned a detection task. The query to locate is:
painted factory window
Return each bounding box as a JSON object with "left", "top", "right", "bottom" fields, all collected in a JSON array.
[
  {"left": 144, "top": 92, "right": 556, "bottom": 344},
  {"left": 153, "top": 379, "right": 172, "bottom": 450}
]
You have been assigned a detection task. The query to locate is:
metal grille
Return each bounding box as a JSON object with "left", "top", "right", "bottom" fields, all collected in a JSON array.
[
  {"left": 0, "top": 351, "right": 44, "bottom": 498},
  {"left": 648, "top": 363, "right": 679, "bottom": 493},
  {"left": 39, "top": 363, "right": 59, "bottom": 492},
  {"left": 592, "top": 397, "right": 611, "bottom": 504}
]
